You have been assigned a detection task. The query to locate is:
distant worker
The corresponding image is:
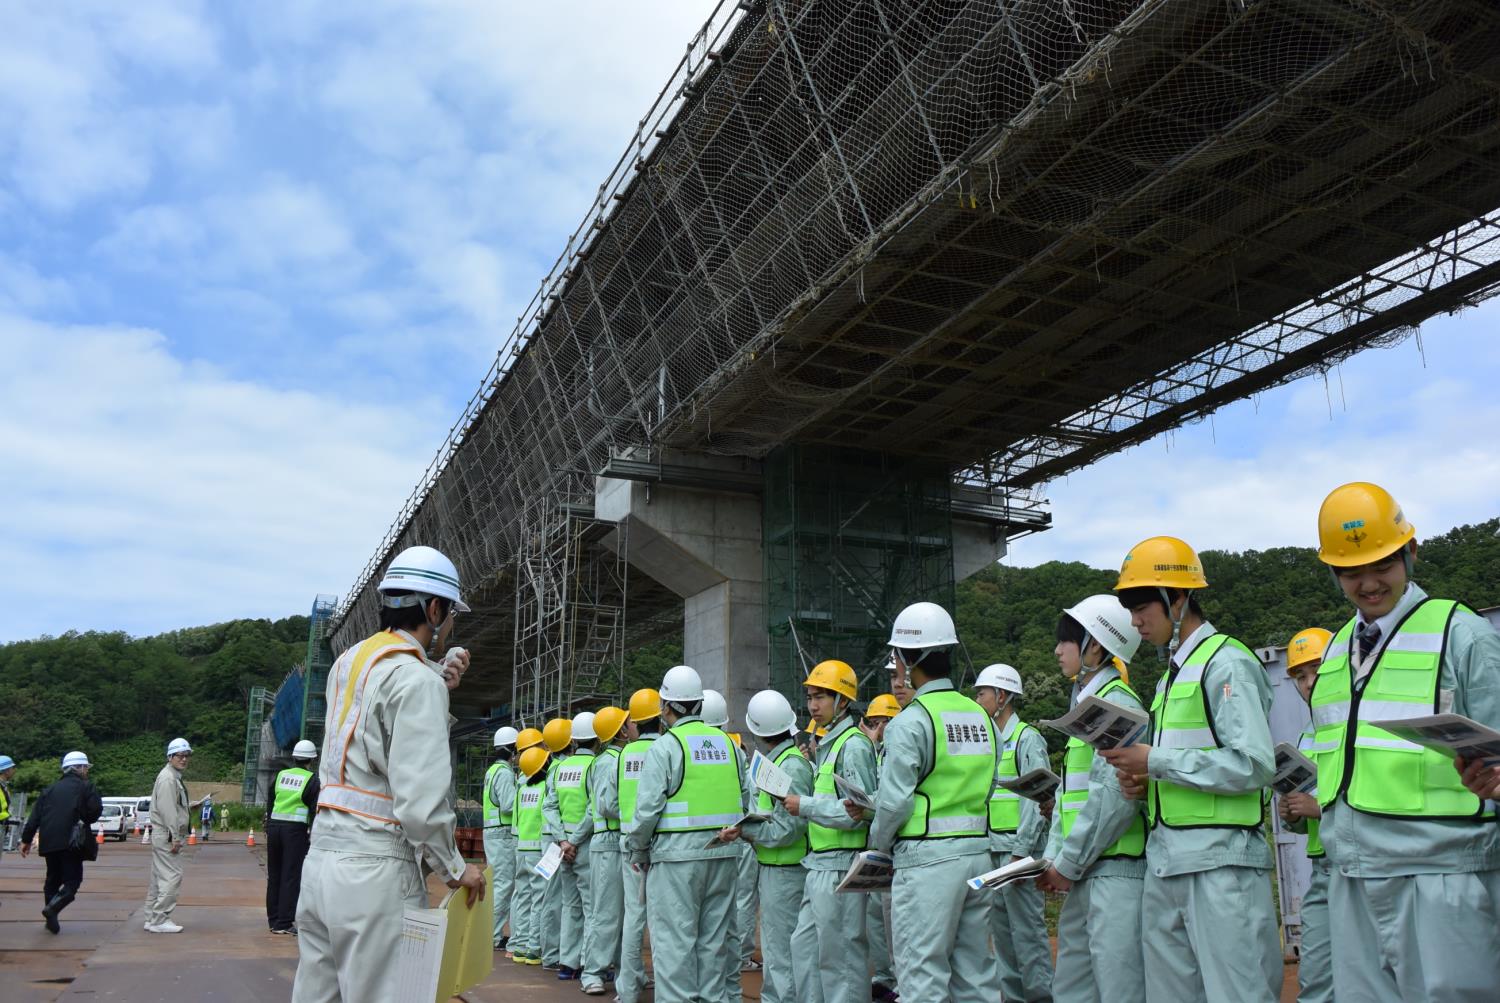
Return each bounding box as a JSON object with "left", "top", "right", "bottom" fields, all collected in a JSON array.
[
  {"left": 0, "top": 754, "right": 17, "bottom": 860},
  {"left": 265, "top": 739, "right": 321, "bottom": 935},
  {"left": 975, "top": 663, "right": 1052, "bottom": 1002},
  {"left": 20, "top": 751, "right": 102, "bottom": 934},
  {"left": 624, "top": 665, "right": 746, "bottom": 1003},
  {"left": 860, "top": 695, "right": 901, "bottom": 1003},
  {"left": 219, "top": 803, "right": 230, "bottom": 831},
  {"left": 536, "top": 716, "right": 573, "bottom": 972},
  {"left": 870, "top": 602, "right": 1002, "bottom": 1001},
  {"left": 200, "top": 792, "right": 213, "bottom": 841},
  {"left": 143, "top": 737, "right": 194, "bottom": 934},
  {"left": 1099, "top": 536, "right": 1280, "bottom": 1002},
  {"left": 613, "top": 688, "right": 662, "bottom": 1003},
  {"left": 1309, "top": 483, "right": 1500, "bottom": 1001},
  {"left": 733, "top": 689, "right": 812, "bottom": 1003},
  {"left": 483, "top": 726, "right": 519, "bottom": 951},
  {"left": 546, "top": 712, "right": 597, "bottom": 983},
  {"left": 507, "top": 743, "right": 551, "bottom": 967},
  {"left": 291, "top": 545, "right": 485, "bottom": 1003},
  {"left": 580, "top": 705, "right": 629, "bottom": 996},
  {"left": 1276, "top": 627, "right": 1333, "bottom": 1003},
  {"left": 1038, "top": 595, "right": 1148, "bottom": 1002}
]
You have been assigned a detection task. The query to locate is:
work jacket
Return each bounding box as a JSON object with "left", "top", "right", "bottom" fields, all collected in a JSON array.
[
  {"left": 151, "top": 762, "right": 191, "bottom": 842},
  {"left": 22, "top": 772, "right": 102, "bottom": 855}
]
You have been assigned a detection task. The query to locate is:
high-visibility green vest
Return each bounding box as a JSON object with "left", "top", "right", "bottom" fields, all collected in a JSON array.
[
  {"left": 897, "top": 689, "right": 996, "bottom": 840},
  {"left": 482, "top": 761, "right": 515, "bottom": 828},
  {"left": 514, "top": 779, "right": 546, "bottom": 851},
  {"left": 555, "top": 752, "right": 595, "bottom": 828},
  {"left": 0, "top": 783, "right": 9, "bottom": 823},
  {"left": 1059, "top": 677, "right": 1146, "bottom": 859},
  {"left": 270, "top": 767, "right": 313, "bottom": 824},
  {"left": 1294, "top": 726, "right": 1327, "bottom": 857},
  {"left": 1147, "top": 633, "right": 1264, "bottom": 829},
  {"left": 617, "top": 737, "right": 654, "bottom": 828},
  {"left": 658, "top": 721, "right": 742, "bottom": 833},
  {"left": 1310, "top": 599, "right": 1492, "bottom": 821},
  {"left": 809, "top": 725, "right": 872, "bottom": 853},
  {"left": 593, "top": 747, "right": 622, "bottom": 832},
  {"left": 988, "top": 718, "right": 1037, "bottom": 834},
  {"left": 755, "top": 744, "right": 809, "bottom": 866}
]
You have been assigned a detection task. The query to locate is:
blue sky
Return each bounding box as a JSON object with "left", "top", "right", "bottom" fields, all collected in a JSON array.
[{"left": 3, "top": 2, "right": 1497, "bottom": 642}]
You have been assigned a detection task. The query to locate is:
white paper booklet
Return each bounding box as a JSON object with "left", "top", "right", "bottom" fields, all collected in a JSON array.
[
  {"left": 997, "top": 767, "right": 1061, "bottom": 801},
  {"left": 833, "top": 772, "right": 875, "bottom": 812},
  {"left": 1041, "top": 696, "right": 1149, "bottom": 750},
  {"left": 967, "top": 855, "right": 1048, "bottom": 891},
  {"left": 749, "top": 749, "right": 794, "bottom": 799},
  {"left": 535, "top": 842, "right": 564, "bottom": 881},
  {"left": 395, "top": 903, "right": 447, "bottom": 1001},
  {"left": 1271, "top": 743, "right": 1319, "bottom": 795},
  {"left": 1376, "top": 713, "right": 1500, "bottom": 767},
  {"left": 835, "top": 850, "right": 895, "bottom": 893}
]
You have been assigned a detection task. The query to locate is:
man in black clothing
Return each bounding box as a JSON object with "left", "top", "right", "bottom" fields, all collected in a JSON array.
[
  {"left": 21, "top": 750, "right": 103, "bottom": 933},
  {"left": 264, "top": 740, "right": 320, "bottom": 934}
]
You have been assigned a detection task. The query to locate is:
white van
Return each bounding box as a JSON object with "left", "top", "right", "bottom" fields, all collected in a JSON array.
[
  {"left": 102, "top": 796, "right": 152, "bottom": 832},
  {"left": 91, "top": 803, "right": 129, "bottom": 841}
]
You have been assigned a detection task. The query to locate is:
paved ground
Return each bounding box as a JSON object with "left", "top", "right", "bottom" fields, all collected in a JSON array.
[{"left": 1, "top": 832, "right": 1298, "bottom": 1001}]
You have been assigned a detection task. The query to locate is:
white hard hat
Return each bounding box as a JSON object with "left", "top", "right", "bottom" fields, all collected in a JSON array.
[
  {"left": 701, "top": 689, "right": 729, "bottom": 727},
  {"left": 975, "top": 663, "right": 1024, "bottom": 696},
  {"left": 61, "top": 751, "right": 90, "bottom": 770},
  {"left": 377, "top": 545, "right": 470, "bottom": 613},
  {"left": 292, "top": 740, "right": 318, "bottom": 760},
  {"left": 571, "top": 711, "right": 597, "bottom": 742},
  {"left": 494, "top": 726, "right": 519, "bottom": 749},
  {"left": 660, "top": 665, "right": 704, "bottom": 704},
  {"left": 167, "top": 737, "right": 193, "bottom": 757},
  {"left": 887, "top": 602, "right": 959, "bottom": 650},
  {"left": 1062, "top": 594, "right": 1142, "bottom": 665},
  {"left": 745, "top": 690, "right": 797, "bottom": 738},
  {"left": 884, "top": 656, "right": 897, "bottom": 671}
]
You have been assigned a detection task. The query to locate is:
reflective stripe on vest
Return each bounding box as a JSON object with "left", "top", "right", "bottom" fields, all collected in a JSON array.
[
  {"left": 593, "top": 748, "right": 622, "bottom": 832},
  {"left": 1058, "top": 678, "right": 1146, "bottom": 859},
  {"left": 756, "top": 744, "right": 809, "bottom": 866},
  {"left": 1147, "top": 633, "right": 1264, "bottom": 830},
  {"left": 1310, "top": 598, "right": 1492, "bottom": 821},
  {"left": 617, "top": 739, "right": 653, "bottom": 828},
  {"left": 555, "top": 753, "right": 594, "bottom": 828},
  {"left": 271, "top": 768, "right": 312, "bottom": 824},
  {"left": 809, "top": 725, "right": 872, "bottom": 853},
  {"left": 318, "top": 630, "right": 424, "bottom": 825},
  {"left": 482, "top": 762, "right": 515, "bottom": 828},
  {"left": 897, "top": 689, "right": 995, "bottom": 840},
  {"left": 988, "top": 719, "right": 1036, "bottom": 834},
  {"left": 513, "top": 781, "right": 546, "bottom": 850},
  {"left": 658, "top": 722, "right": 742, "bottom": 833}
]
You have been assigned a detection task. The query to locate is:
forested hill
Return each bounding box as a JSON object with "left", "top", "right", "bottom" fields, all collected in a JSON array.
[{"left": 2, "top": 520, "right": 1495, "bottom": 794}]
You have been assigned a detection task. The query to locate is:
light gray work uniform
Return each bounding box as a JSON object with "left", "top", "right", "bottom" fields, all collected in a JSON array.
[
  {"left": 143, "top": 761, "right": 190, "bottom": 927},
  {"left": 988, "top": 712, "right": 1053, "bottom": 1002}
]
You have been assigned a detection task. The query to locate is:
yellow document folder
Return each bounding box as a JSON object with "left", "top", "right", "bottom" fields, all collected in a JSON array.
[{"left": 397, "top": 866, "right": 494, "bottom": 1002}]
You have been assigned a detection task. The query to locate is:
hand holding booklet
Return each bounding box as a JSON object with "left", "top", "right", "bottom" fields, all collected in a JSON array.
[
  {"left": 396, "top": 866, "right": 494, "bottom": 1003},
  {"left": 997, "top": 767, "right": 1060, "bottom": 801},
  {"left": 1271, "top": 743, "right": 1319, "bottom": 795},
  {"left": 702, "top": 812, "right": 770, "bottom": 848},
  {"left": 833, "top": 773, "right": 875, "bottom": 813},
  {"left": 835, "top": 850, "right": 894, "bottom": 892},
  {"left": 535, "top": 842, "right": 564, "bottom": 881},
  {"left": 749, "top": 749, "right": 794, "bottom": 799},
  {"left": 1374, "top": 712, "right": 1500, "bottom": 768},
  {"left": 968, "top": 855, "right": 1048, "bottom": 891},
  {"left": 1041, "top": 696, "right": 1149, "bottom": 750}
]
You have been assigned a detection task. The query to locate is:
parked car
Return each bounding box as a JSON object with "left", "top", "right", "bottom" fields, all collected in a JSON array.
[{"left": 90, "top": 803, "right": 128, "bottom": 841}]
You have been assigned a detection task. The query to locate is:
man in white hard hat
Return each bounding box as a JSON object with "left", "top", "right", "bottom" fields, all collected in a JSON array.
[
  {"left": 975, "top": 663, "right": 1052, "bottom": 1002},
  {"left": 625, "top": 665, "right": 747, "bottom": 1003},
  {"left": 869, "top": 602, "right": 1002, "bottom": 1001},
  {"left": 292, "top": 545, "right": 485, "bottom": 1003},
  {"left": 483, "top": 726, "right": 519, "bottom": 951},
  {"left": 266, "top": 740, "right": 321, "bottom": 934},
  {"left": 143, "top": 738, "right": 194, "bottom": 933},
  {"left": 544, "top": 711, "right": 597, "bottom": 982}
]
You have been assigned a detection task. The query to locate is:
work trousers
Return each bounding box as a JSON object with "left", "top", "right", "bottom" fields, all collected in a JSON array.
[
  {"left": 143, "top": 829, "right": 184, "bottom": 926},
  {"left": 866, "top": 891, "right": 894, "bottom": 989},
  {"left": 42, "top": 850, "right": 85, "bottom": 911},
  {"left": 989, "top": 850, "right": 1054, "bottom": 1001},
  {"left": 266, "top": 821, "right": 311, "bottom": 931},
  {"left": 1051, "top": 873, "right": 1144, "bottom": 1003},
  {"left": 646, "top": 856, "right": 736, "bottom": 1003},
  {"left": 791, "top": 866, "right": 869, "bottom": 1003},
  {"left": 757, "top": 864, "right": 804, "bottom": 1003},
  {"left": 615, "top": 858, "right": 649, "bottom": 1003},
  {"left": 1298, "top": 858, "right": 1332, "bottom": 1003},
  {"left": 1328, "top": 867, "right": 1500, "bottom": 1003},
  {"left": 890, "top": 851, "right": 1000, "bottom": 1003},
  {"left": 510, "top": 850, "right": 542, "bottom": 958},
  {"left": 1142, "top": 866, "right": 1280, "bottom": 1003},
  {"left": 555, "top": 838, "right": 590, "bottom": 970},
  {"left": 582, "top": 843, "right": 623, "bottom": 987},
  {"left": 482, "top": 825, "right": 515, "bottom": 945},
  {"left": 539, "top": 846, "right": 564, "bottom": 966},
  {"left": 736, "top": 840, "right": 759, "bottom": 965}
]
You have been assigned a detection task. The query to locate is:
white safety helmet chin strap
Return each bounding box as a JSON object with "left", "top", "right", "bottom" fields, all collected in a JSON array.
[{"left": 1159, "top": 587, "right": 1190, "bottom": 660}]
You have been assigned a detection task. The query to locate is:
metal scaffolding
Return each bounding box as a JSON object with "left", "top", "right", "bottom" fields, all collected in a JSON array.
[
  {"left": 300, "top": 594, "right": 338, "bottom": 749},
  {"left": 241, "top": 685, "right": 274, "bottom": 804}
]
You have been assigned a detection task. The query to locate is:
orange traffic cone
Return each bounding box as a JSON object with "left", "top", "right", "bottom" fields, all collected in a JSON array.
[
  {"left": 246, "top": 828, "right": 256, "bottom": 848},
  {"left": 96, "top": 829, "right": 105, "bottom": 845},
  {"left": 132, "top": 819, "right": 141, "bottom": 836},
  {"left": 187, "top": 829, "right": 197, "bottom": 846}
]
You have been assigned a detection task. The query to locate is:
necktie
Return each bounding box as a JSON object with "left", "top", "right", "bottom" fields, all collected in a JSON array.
[{"left": 1358, "top": 622, "right": 1382, "bottom": 662}]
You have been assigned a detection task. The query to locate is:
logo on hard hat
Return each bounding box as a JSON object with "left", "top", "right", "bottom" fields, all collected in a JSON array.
[
  {"left": 1152, "top": 563, "right": 1198, "bottom": 573},
  {"left": 894, "top": 627, "right": 922, "bottom": 636},
  {"left": 1346, "top": 527, "right": 1366, "bottom": 548}
]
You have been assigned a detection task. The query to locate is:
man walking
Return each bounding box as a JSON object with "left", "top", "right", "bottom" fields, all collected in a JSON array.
[{"left": 20, "top": 751, "right": 102, "bottom": 934}]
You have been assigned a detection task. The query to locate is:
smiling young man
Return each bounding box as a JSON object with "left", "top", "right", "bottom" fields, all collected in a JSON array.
[{"left": 1307, "top": 482, "right": 1500, "bottom": 1002}]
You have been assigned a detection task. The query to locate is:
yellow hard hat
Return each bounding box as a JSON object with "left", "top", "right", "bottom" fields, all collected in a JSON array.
[
  {"left": 728, "top": 732, "right": 743, "bottom": 748},
  {"left": 1317, "top": 482, "right": 1415, "bottom": 567},
  {"left": 594, "top": 706, "right": 629, "bottom": 743},
  {"left": 866, "top": 694, "right": 901, "bottom": 720},
  {"left": 1114, "top": 536, "right": 1208, "bottom": 591},
  {"left": 1287, "top": 627, "right": 1334, "bottom": 671},
  {"left": 804, "top": 660, "right": 858, "bottom": 700},
  {"left": 628, "top": 688, "right": 662, "bottom": 722},
  {"left": 542, "top": 718, "right": 573, "bottom": 753},
  {"left": 519, "top": 746, "right": 550, "bottom": 779},
  {"left": 516, "top": 727, "right": 544, "bottom": 752},
  {"left": 1111, "top": 656, "right": 1131, "bottom": 688},
  {"left": 803, "top": 721, "right": 828, "bottom": 737}
]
